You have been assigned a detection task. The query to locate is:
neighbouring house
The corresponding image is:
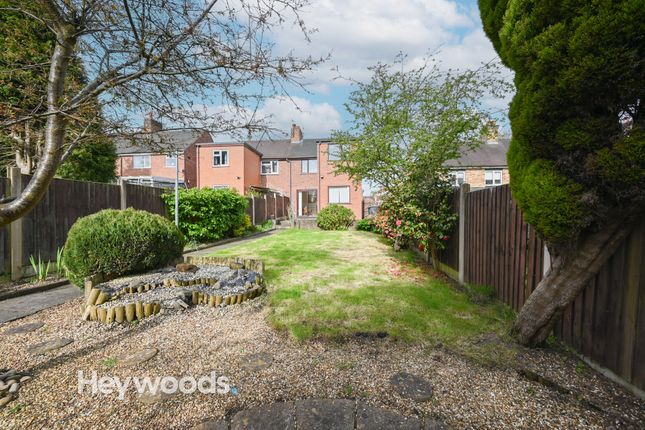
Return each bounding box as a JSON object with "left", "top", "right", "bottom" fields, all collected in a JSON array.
[
  {"left": 445, "top": 135, "right": 511, "bottom": 189},
  {"left": 115, "top": 117, "right": 363, "bottom": 219}
]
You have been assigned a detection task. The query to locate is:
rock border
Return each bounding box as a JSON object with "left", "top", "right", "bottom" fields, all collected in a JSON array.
[{"left": 81, "top": 256, "right": 265, "bottom": 324}]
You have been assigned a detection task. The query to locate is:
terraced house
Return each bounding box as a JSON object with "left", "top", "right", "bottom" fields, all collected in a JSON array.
[{"left": 116, "top": 117, "right": 363, "bottom": 220}]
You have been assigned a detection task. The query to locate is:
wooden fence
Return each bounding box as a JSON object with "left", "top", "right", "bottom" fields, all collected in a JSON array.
[
  {"left": 437, "top": 183, "right": 645, "bottom": 393},
  {"left": 2, "top": 169, "right": 168, "bottom": 279},
  {"left": 246, "top": 193, "right": 290, "bottom": 225}
]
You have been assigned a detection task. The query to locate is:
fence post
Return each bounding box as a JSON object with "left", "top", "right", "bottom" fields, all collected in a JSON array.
[
  {"left": 251, "top": 196, "right": 256, "bottom": 225},
  {"left": 8, "top": 167, "right": 23, "bottom": 280},
  {"left": 274, "top": 193, "right": 278, "bottom": 219},
  {"left": 264, "top": 194, "right": 268, "bottom": 222},
  {"left": 458, "top": 183, "right": 470, "bottom": 284},
  {"left": 119, "top": 179, "right": 127, "bottom": 210}
]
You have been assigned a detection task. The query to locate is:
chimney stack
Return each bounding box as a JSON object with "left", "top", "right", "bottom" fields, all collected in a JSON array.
[
  {"left": 290, "top": 123, "right": 303, "bottom": 144},
  {"left": 143, "top": 112, "right": 163, "bottom": 133}
]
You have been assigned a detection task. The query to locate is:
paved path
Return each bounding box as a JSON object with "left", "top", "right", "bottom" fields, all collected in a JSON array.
[
  {"left": 0, "top": 284, "right": 82, "bottom": 324},
  {"left": 185, "top": 229, "right": 282, "bottom": 257},
  {"left": 191, "top": 399, "right": 447, "bottom": 430}
]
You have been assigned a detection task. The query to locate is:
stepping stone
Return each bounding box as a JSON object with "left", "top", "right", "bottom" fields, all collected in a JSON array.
[
  {"left": 138, "top": 389, "right": 174, "bottom": 405},
  {"left": 191, "top": 420, "right": 228, "bottom": 430},
  {"left": 357, "top": 402, "right": 420, "bottom": 430},
  {"left": 27, "top": 337, "right": 73, "bottom": 355},
  {"left": 241, "top": 352, "right": 273, "bottom": 371},
  {"left": 4, "top": 322, "right": 44, "bottom": 335},
  {"left": 425, "top": 419, "right": 449, "bottom": 430},
  {"left": 120, "top": 348, "right": 158, "bottom": 366},
  {"left": 232, "top": 402, "right": 294, "bottom": 430},
  {"left": 389, "top": 372, "right": 433, "bottom": 401},
  {"left": 295, "top": 399, "right": 354, "bottom": 430}
]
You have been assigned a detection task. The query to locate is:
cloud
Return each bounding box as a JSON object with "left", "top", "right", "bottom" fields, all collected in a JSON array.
[{"left": 259, "top": 96, "right": 342, "bottom": 138}]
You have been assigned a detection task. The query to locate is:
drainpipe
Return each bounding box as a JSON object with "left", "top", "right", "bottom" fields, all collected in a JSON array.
[
  {"left": 317, "top": 142, "right": 321, "bottom": 213},
  {"left": 287, "top": 158, "right": 293, "bottom": 222}
]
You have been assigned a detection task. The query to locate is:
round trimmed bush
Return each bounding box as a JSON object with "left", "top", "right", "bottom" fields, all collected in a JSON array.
[
  {"left": 316, "top": 204, "right": 356, "bottom": 230},
  {"left": 64, "top": 208, "right": 185, "bottom": 287}
]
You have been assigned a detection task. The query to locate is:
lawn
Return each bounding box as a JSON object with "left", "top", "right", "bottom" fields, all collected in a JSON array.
[{"left": 211, "top": 229, "right": 514, "bottom": 346}]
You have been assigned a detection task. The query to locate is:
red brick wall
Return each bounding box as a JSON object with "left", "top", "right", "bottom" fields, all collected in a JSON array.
[
  {"left": 117, "top": 153, "right": 186, "bottom": 181},
  {"left": 195, "top": 144, "right": 262, "bottom": 195},
  {"left": 319, "top": 142, "right": 363, "bottom": 219},
  {"left": 260, "top": 159, "right": 319, "bottom": 199}
]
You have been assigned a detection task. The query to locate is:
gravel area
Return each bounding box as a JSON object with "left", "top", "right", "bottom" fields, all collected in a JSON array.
[{"left": 1, "top": 295, "right": 643, "bottom": 429}]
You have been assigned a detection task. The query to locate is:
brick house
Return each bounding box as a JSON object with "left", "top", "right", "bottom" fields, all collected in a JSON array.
[
  {"left": 445, "top": 137, "right": 510, "bottom": 189},
  {"left": 115, "top": 118, "right": 363, "bottom": 219}
]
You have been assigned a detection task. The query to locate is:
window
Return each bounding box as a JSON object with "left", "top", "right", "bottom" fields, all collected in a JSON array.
[
  {"left": 327, "top": 144, "right": 341, "bottom": 161},
  {"left": 261, "top": 160, "right": 279, "bottom": 175},
  {"left": 301, "top": 159, "right": 318, "bottom": 174},
  {"left": 450, "top": 170, "right": 465, "bottom": 186},
  {"left": 212, "top": 150, "right": 229, "bottom": 167},
  {"left": 212, "top": 185, "right": 229, "bottom": 190},
  {"left": 165, "top": 155, "right": 177, "bottom": 168},
  {"left": 133, "top": 155, "right": 151, "bottom": 168},
  {"left": 329, "top": 186, "right": 350, "bottom": 204},
  {"left": 485, "top": 170, "right": 503, "bottom": 187}
]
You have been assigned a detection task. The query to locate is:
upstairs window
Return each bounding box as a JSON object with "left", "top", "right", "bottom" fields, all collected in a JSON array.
[
  {"left": 213, "top": 150, "right": 229, "bottom": 167},
  {"left": 485, "top": 170, "right": 502, "bottom": 187},
  {"left": 261, "top": 160, "right": 279, "bottom": 175},
  {"left": 133, "top": 155, "right": 151, "bottom": 168},
  {"left": 301, "top": 159, "right": 318, "bottom": 174},
  {"left": 165, "top": 155, "right": 177, "bottom": 168},
  {"left": 327, "top": 144, "right": 341, "bottom": 161}
]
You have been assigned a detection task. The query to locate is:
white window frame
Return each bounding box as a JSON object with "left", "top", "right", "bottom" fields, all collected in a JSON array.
[
  {"left": 485, "top": 169, "right": 503, "bottom": 187},
  {"left": 328, "top": 186, "right": 350, "bottom": 204},
  {"left": 261, "top": 160, "right": 279, "bottom": 175},
  {"left": 301, "top": 159, "right": 318, "bottom": 174},
  {"left": 327, "top": 144, "right": 341, "bottom": 161},
  {"left": 212, "top": 150, "right": 229, "bottom": 167},
  {"left": 132, "top": 154, "right": 151, "bottom": 169},
  {"left": 165, "top": 154, "right": 177, "bottom": 168},
  {"left": 450, "top": 170, "right": 465, "bottom": 187}
]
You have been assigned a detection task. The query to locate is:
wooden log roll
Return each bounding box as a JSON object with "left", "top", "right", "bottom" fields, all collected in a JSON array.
[
  {"left": 106, "top": 307, "right": 115, "bottom": 323},
  {"left": 115, "top": 306, "right": 125, "bottom": 323},
  {"left": 86, "top": 288, "right": 100, "bottom": 306},
  {"left": 125, "top": 303, "right": 136, "bottom": 322},
  {"left": 224, "top": 296, "right": 231, "bottom": 306},
  {"left": 192, "top": 291, "right": 199, "bottom": 305},
  {"left": 236, "top": 293, "right": 243, "bottom": 303},
  {"left": 97, "top": 307, "right": 107, "bottom": 323},
  {"left": 95, "top": 292, "right": 109, "bottom": 305},
  {"left": 144, "top": 303, "right": 153, "bottom": 317},
  {"left": 215, "top": 295, "right": 222, "bottom": 306},
  {"left": 138, "top": 285, "right": 144, "bottom": 293},
  {"left": 153, "top": 303, "right": 161, "bottom": 314},
  {"left": 209, "top": 295, "right": 216, "bottom": 307},
  {"left": 89, "top": 306, "right": 98, "bottom": 321},
  {"left": 81, "top": 305, "right": 92, "bottom": 321},
  {"left": 135, "top": 302, "right": 144, "bottom": 319}
]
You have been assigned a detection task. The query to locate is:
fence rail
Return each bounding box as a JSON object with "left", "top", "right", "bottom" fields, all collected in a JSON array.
[{"left": 437, "top": 183, "right": 645, "bottom": 393}]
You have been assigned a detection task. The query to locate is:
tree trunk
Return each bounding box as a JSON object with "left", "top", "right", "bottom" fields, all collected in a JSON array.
[
  {"left": 0, "top": 26, "right": 76, "bottom": 225},
  {"left": 512, "top": 214, "right": 636, "bottom": 345}
]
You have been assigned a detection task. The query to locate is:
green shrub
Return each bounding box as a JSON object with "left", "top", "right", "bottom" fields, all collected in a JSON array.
[
  {"left": 234, "top": 214, "right": 254, "bottom": 237},
  {"left": 64, "top": 209, "right": 184, "bottom": 287},
  {"left": 161, "top": 188, "right": 248, "bottom": 242},
  {"left": 317, "top": 204, "right": 356, "bottom": 230},
  {"left": 356, "top": 218, "right": 376, "bottom": 232}
]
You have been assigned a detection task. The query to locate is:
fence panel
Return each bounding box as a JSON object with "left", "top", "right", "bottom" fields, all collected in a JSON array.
[
  {"left": 444, "top": 183, "right": 645, "bottom": 390},
  {"left": 437, "top": 189, "right": 460, "bottom": 271},
  {"left": 266, "top": 194, "right": 276, "bottom": 220},
  {"left": 21, "top": 175, "right": 121, "bottom": 264},
  {"left": 125, "top": 183, "right": 167, "bottom": 217}
]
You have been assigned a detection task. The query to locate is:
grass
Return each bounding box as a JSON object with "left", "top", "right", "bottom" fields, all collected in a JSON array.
[{"left": 210, "top": 229, "right": 514, "bottom": 349}]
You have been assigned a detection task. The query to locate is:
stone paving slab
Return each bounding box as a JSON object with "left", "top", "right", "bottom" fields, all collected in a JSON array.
[
  {"left": 191, "top": 399, "right": 448, "bottom": 430},
  {"left": 231, "top": 401, "right": 295, "bottom": 430},
  {"left": 295, "top": 399, "right": 354, "bottom": 430},
  {"left": 0, "top": 284, "right": 81, "bottom": 324}
]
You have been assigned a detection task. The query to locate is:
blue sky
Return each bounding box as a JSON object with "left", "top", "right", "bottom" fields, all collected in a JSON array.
[{"left": 225, "top": 0, "right": 514, "bottom": 140}]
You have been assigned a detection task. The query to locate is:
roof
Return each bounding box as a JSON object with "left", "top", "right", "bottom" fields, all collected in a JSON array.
[
  {"left": 445, "top": 137, "right": 510, "bottom": 168},
  {"left": 200, "top": 138, "right": 331, "bottom": 160},
  {"left": 115, "top": 129, "right": 207, "bottom": 155}
]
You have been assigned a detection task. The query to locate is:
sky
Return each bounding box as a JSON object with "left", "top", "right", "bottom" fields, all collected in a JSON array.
[{"left": 227, "top": 0, "right": 514, "bottom": 140}]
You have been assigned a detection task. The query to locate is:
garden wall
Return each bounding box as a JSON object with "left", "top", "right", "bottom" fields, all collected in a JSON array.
[{"left": 437, "top": 183, "right": 645, "bottom": 394}]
